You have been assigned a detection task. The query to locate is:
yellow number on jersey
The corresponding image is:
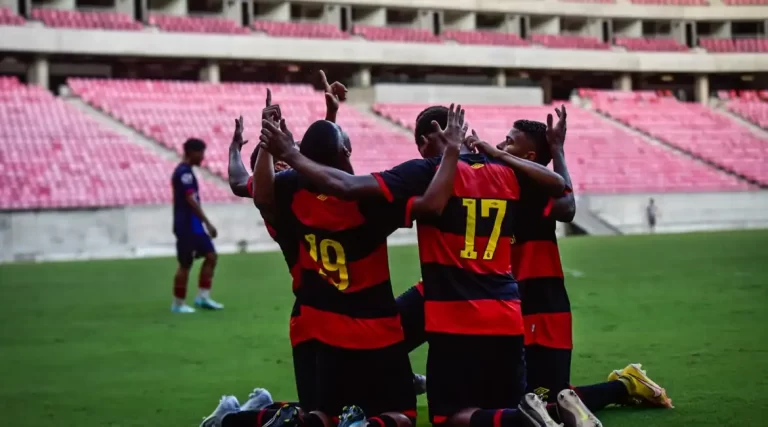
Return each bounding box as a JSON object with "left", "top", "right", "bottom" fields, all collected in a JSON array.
[
  {"left": 459, "top": 198, "right": 508, "bottom": 260},
  {"left": 304, "top": 234, "right": 350, "bottom": 291}
]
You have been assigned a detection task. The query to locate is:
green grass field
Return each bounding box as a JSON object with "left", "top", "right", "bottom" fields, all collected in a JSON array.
[{"left": 1, "top": 230, "right": 767, "bottom": 427}]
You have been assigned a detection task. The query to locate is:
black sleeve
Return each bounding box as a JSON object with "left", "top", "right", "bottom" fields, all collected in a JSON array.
[{"left": 371, "top": 157, "right": 441, "bottom": 202}]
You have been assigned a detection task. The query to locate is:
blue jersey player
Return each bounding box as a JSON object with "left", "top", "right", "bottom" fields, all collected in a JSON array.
[{"left": 171, "top": 138, "right": 223, "bottom": 313}]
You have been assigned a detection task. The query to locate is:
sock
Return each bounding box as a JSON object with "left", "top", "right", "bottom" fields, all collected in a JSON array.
[
  {"left": 368, "top": 415, "right": 398, "bottom": 427},
  {"left": 572, "top": 381, "right": 630, "bottom": 412},
  {"left": 173, "top": 274, "right": 186, "bottom": 301},
  {"left": 469, "top": 409, "right": 522, "bottom": 427},
  {"left": 198, "top": 288, "right": 211, "bottom": 299}
]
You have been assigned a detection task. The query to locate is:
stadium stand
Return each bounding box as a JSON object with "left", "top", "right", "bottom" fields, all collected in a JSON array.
[
  {"left": 584, "top": 90, "right": 768, "bottom": 185},
  {"left": 723, "top": 0, "right": 768, "bottom": 4},
  {"left": 531, "top": 34, "right": 611, "bottom": 50},
  {"left": 31, "top": 8, "right": 142, "bottom": 31},
  {"left": 720, "top": 91, "right": 768, "bottom": 129},
  {"left": 699, "top": 38, "right": 768, "bottom": 53},
  {"left": 252, "top": 20, "right": 349, "bottom": 39},
  {"left": 615, "top": 37, "right": 688, "bottom": 52},
  {"left": 68, "top": 78, "right": 415, "bottom": 177},
  {"left": 352, "top": 24, "right": 442, "bottom": 43},
  {"left": 373, "top": 103, "right": 751, "bottom": 193},
  {"left": 441, "top": 30, "right": 530, "bottom": 46},
  {"left": 148, "top": 14, "right": 249, "bottom": 34},
  {"left": 630, "top": 0, "right": 709, "bottom": 5},
  {"left": 0, "top": 77, "right": 232, "bottom": 210},
  {"left": 0, "top": 7, "right": 24, "bottom": 26}
]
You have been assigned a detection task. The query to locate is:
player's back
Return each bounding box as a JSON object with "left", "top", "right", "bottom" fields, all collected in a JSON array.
[
  {"left": 274, "top": 169, "right": 407, "bottom": 350},
  {"left": 416, "top": 153, "right": 530, "bottom": 336}
]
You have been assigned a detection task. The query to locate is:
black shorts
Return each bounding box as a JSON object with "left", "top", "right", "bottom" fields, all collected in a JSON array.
[
  {"left": 525, "top": 345, "right": 572, "bottom": 403},
  {"left": 396, "top": 285, "right": 426, "bottom": 353},
  {"left": 175, "top": 233, "right": 215, "bottom": 268},
  {"left": 315, "top": 341, "right": 416, "bottom": 418},
  {"left": 427, "top": 333, "right": 526, "bottom": 423},
  {"left": 292, "top": 339, "right": 319, "bottom": 411}
]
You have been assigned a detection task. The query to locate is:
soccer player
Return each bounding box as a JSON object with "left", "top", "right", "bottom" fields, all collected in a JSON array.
[
  {"left": 170, "top": 138, "right": 222, "bottom": 313},
  {"left": 259, "top": 105, "right": 573, "bottom": 427},
  {"left": 247, "top": 105, "right": 467, "bottom": 427}
]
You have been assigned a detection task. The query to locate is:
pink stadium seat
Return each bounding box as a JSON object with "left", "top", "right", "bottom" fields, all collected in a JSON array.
[
  {"left": 149, "top": 14, "right": 249, "bottom": 35},
  {"left": 631, "top": 0, "right": 709, "bottom": 5},
  {"left": 252, "top": 20, "right": 348, "bottom": 39},
  {"left": 373, "top": 102, "right": 751, "bottom": 194},
  {"left": 531, "top": 34, "right": 610, "bottom": 50},
  {"left": 615, "top": 37, "right": 688, "bottom": 52},
  {"left": 441, "top": 30, "right": 530, "bottom": 47},
  {"left": 31, "top": 8, "right": 142, "bottom": 31},
  {"left": 583, "top": 90, "right": 768, "bottom": 185},
  {"left": 0, "top": 7, "right": 25, "bottom": 26},
  {"left": 727, "top": 100, "right": 768, "bottom": 129},
  {"left": 699, "top": 38, "right": 768, "bottom": 53},
  {"left": 68, "top": 78, "right": 416, "bottom": 178},
  {"left": 723, "top": 0, "right": 768, "bottom": 4},
  {"left": 352, "top": 25, "right": 442, "bottom": 43},
  {"left": 0, "top": 80, "right": 233, "bottom": 209},
  {"left": 559, "top": 0, "right": 615, "bottom": 3}
]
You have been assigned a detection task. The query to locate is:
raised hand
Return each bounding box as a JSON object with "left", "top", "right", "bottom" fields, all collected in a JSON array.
[
  {"left": 262, "top": 88, "right": 281, "bottom": 122},
  {"left": 423, "top": 103, "right": 468, "bottom": 154},
  {"left": 464, "top": 129, "right": 497, "bottom": 155},
  {"left": 260, "top": 118, "right": 296, "bottom": 161},
  {"left": 320, "top": 70, "right": 347, "bottom": 120},
  {"left": 232, "top": 115, "right": 248, "bottom": 149},
  {"left": 546, "top": 104, "right": 567, "bottom": 153}
]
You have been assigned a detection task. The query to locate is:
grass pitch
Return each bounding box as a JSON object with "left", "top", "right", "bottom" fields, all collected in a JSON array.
[{"left": 1, "top": 230, "right": 767, "bottom": 427}]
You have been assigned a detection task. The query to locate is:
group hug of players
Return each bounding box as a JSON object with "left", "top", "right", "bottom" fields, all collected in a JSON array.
[{"left": 197, "top": 71, "right": 673, "bottom": 427}]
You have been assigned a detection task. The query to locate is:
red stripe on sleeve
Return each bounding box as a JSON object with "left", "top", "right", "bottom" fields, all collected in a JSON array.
[
  {"left": 522, "top": 312, "right": 573, "bottom": 349},
  {"left": 372, "top": 173, "right": 394, "bottom": 202},
  {"left": 493, "top": 410, "right": 503, "bottom": 427},
  {"left": 425, "top": 299, "right": 524, "bottom": 335},
  {"left": 291, "top": 189, "right": 365, "bottom": 231},
  {"left": 542, "top": 198, "right": 555, "bottom": 217},
  {"left": 453, "top": 163, "right": 520, "bottom": 200},
  {"left": 418, "top": 225, "right": 512, "bottom": 275},
  {"left": 510, "top": 240, "right": 563, "bottom": 281},
  {"left": 415, "top": 281, "right": 424, "bottom": 296},
  {"left": 247, "top": 176, "right": 254, "bottom": 198},
  {"left": 297, "top": 306, "right": 404, "bottom": 349},
  {"left": 185, "top": 188, "right": 196, "bottom": 195}
]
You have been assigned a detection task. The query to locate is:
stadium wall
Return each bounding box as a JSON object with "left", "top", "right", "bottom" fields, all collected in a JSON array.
[
  {"left": 371, "top": 84, "right": 543, "bottom": 105},
  {"left": 1, "top": 192, "right": 766, "bottom": 263}
]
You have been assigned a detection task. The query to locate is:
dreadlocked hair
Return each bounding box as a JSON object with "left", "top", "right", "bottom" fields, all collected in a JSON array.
[{"left": 513, "top": 120, "right": 551, "bottom": 166}]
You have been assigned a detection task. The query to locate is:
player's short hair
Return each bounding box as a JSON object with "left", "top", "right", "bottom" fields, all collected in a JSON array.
[
  {"left": 300, "top": 120, "right": 347, "bottom": 166},
  {"left": 183, "top": 138, "right": 206, "bottom": 154},
  {"left": 513, "top": 120, "right": 551, "bottom": 166},
  {"left": 414, "top": 105, "right": 448, "bottom": 146}
]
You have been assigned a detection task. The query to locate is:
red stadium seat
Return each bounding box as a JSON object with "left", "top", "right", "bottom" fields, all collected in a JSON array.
[
  {"left": 699, "top": 38, "right": 768, "bottom": 53},
  {"left": 631, "top": 0, "right": 709, "bottom": 5},
  {"left": 582, "top": 89, "right": 768, "bottom": 185},
  {"left": 441, "top": 30, "right": 530, "bottom": 47},
  {"left": 68, "top": 78, "right": 416, "bottom": 178},
  {"left": 726, "top": 100, "right": 768, "bottom": 129},
  {"left": 0, "top": 7, "right": 25, "bottom": 26},
  {"left": 352, "top": 25, "right": 442, "bottom": 43},
  {"left": 252, "top": 20, "right": 348, "bottom": 39},
  {"left": 614, "top": 37, "right": 688, "bottom": 52},
  {"left": 0, "top": 79, "right": 233, "bottom": 209},
  {"left": 373, "top": 102, "right": 752, "bottom": 193},
  {"left": 149, "top": 14, "right": 249, "bottom": 35},
  {"left": 531, "top": 34, "right": 610, "bottom": 50},
  {"left": 31, "top": 8, "right": 142, "bottom": 31}
]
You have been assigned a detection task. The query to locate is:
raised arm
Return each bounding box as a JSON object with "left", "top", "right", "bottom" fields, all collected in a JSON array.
[
  {"left": 409, "top": 104, "right": 467, "bottom": 219},
  {"left": 259, "top": 118, "right": 384, "bottom": 200},
  {"left": 468, "top": 139, "right": 566, "bottom": 198},
  {"left": 252, "top": 90, "right": 283, "bottom": 222},
  {"left": 546, "top": 105, "right": 576, "bottom": 222},
  {"left": 228, "top": 116, "right": 251, "bottom": 197},
  {"left": 320, "top": 70, "right": 348, "bottom": 124}
]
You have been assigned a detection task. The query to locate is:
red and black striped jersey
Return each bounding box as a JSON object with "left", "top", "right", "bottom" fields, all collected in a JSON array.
[
  {"left": 374, "top": 153, "right": 551, "bottom": 336},
  {"left": 273, "top": 169, "right": 411, "bottom": 350},
  {"left": 512, "top": 196, "right": 572, "bottom": 349}
]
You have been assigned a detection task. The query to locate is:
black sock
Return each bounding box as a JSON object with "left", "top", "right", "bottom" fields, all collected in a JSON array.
[
  {"left": 368, "top": 415, "right": 399, "bottom": 427},
  {"left": 572, "top": 381, "right": 629, "bottom": 412},
  {"left": 469, "top": 409, "right": 523, "bottom": 427}
]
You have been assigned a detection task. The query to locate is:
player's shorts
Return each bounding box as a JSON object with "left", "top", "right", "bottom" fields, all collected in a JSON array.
[
  {"left": 426, "top": 333, "right": 526, "bottom": 424},
  {"left": 524, "top": 345, "right": 572, "bottom": 403},
  {"left": 175, "top": 232, "right": 215, "bottom": 268},
  {"left": 396, "top": 283, "right": 426, "bottom": 353},
  {"left": 315, "top": 341, "right": 417, "bottom": 419},
  {"left": 292, "top": 338, "right": 319, "bottom": 411}
]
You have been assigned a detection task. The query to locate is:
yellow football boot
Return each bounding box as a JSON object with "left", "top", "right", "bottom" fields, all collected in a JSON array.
[{"left": 612, "top": 363, "right": 673, "bottom": 408}]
